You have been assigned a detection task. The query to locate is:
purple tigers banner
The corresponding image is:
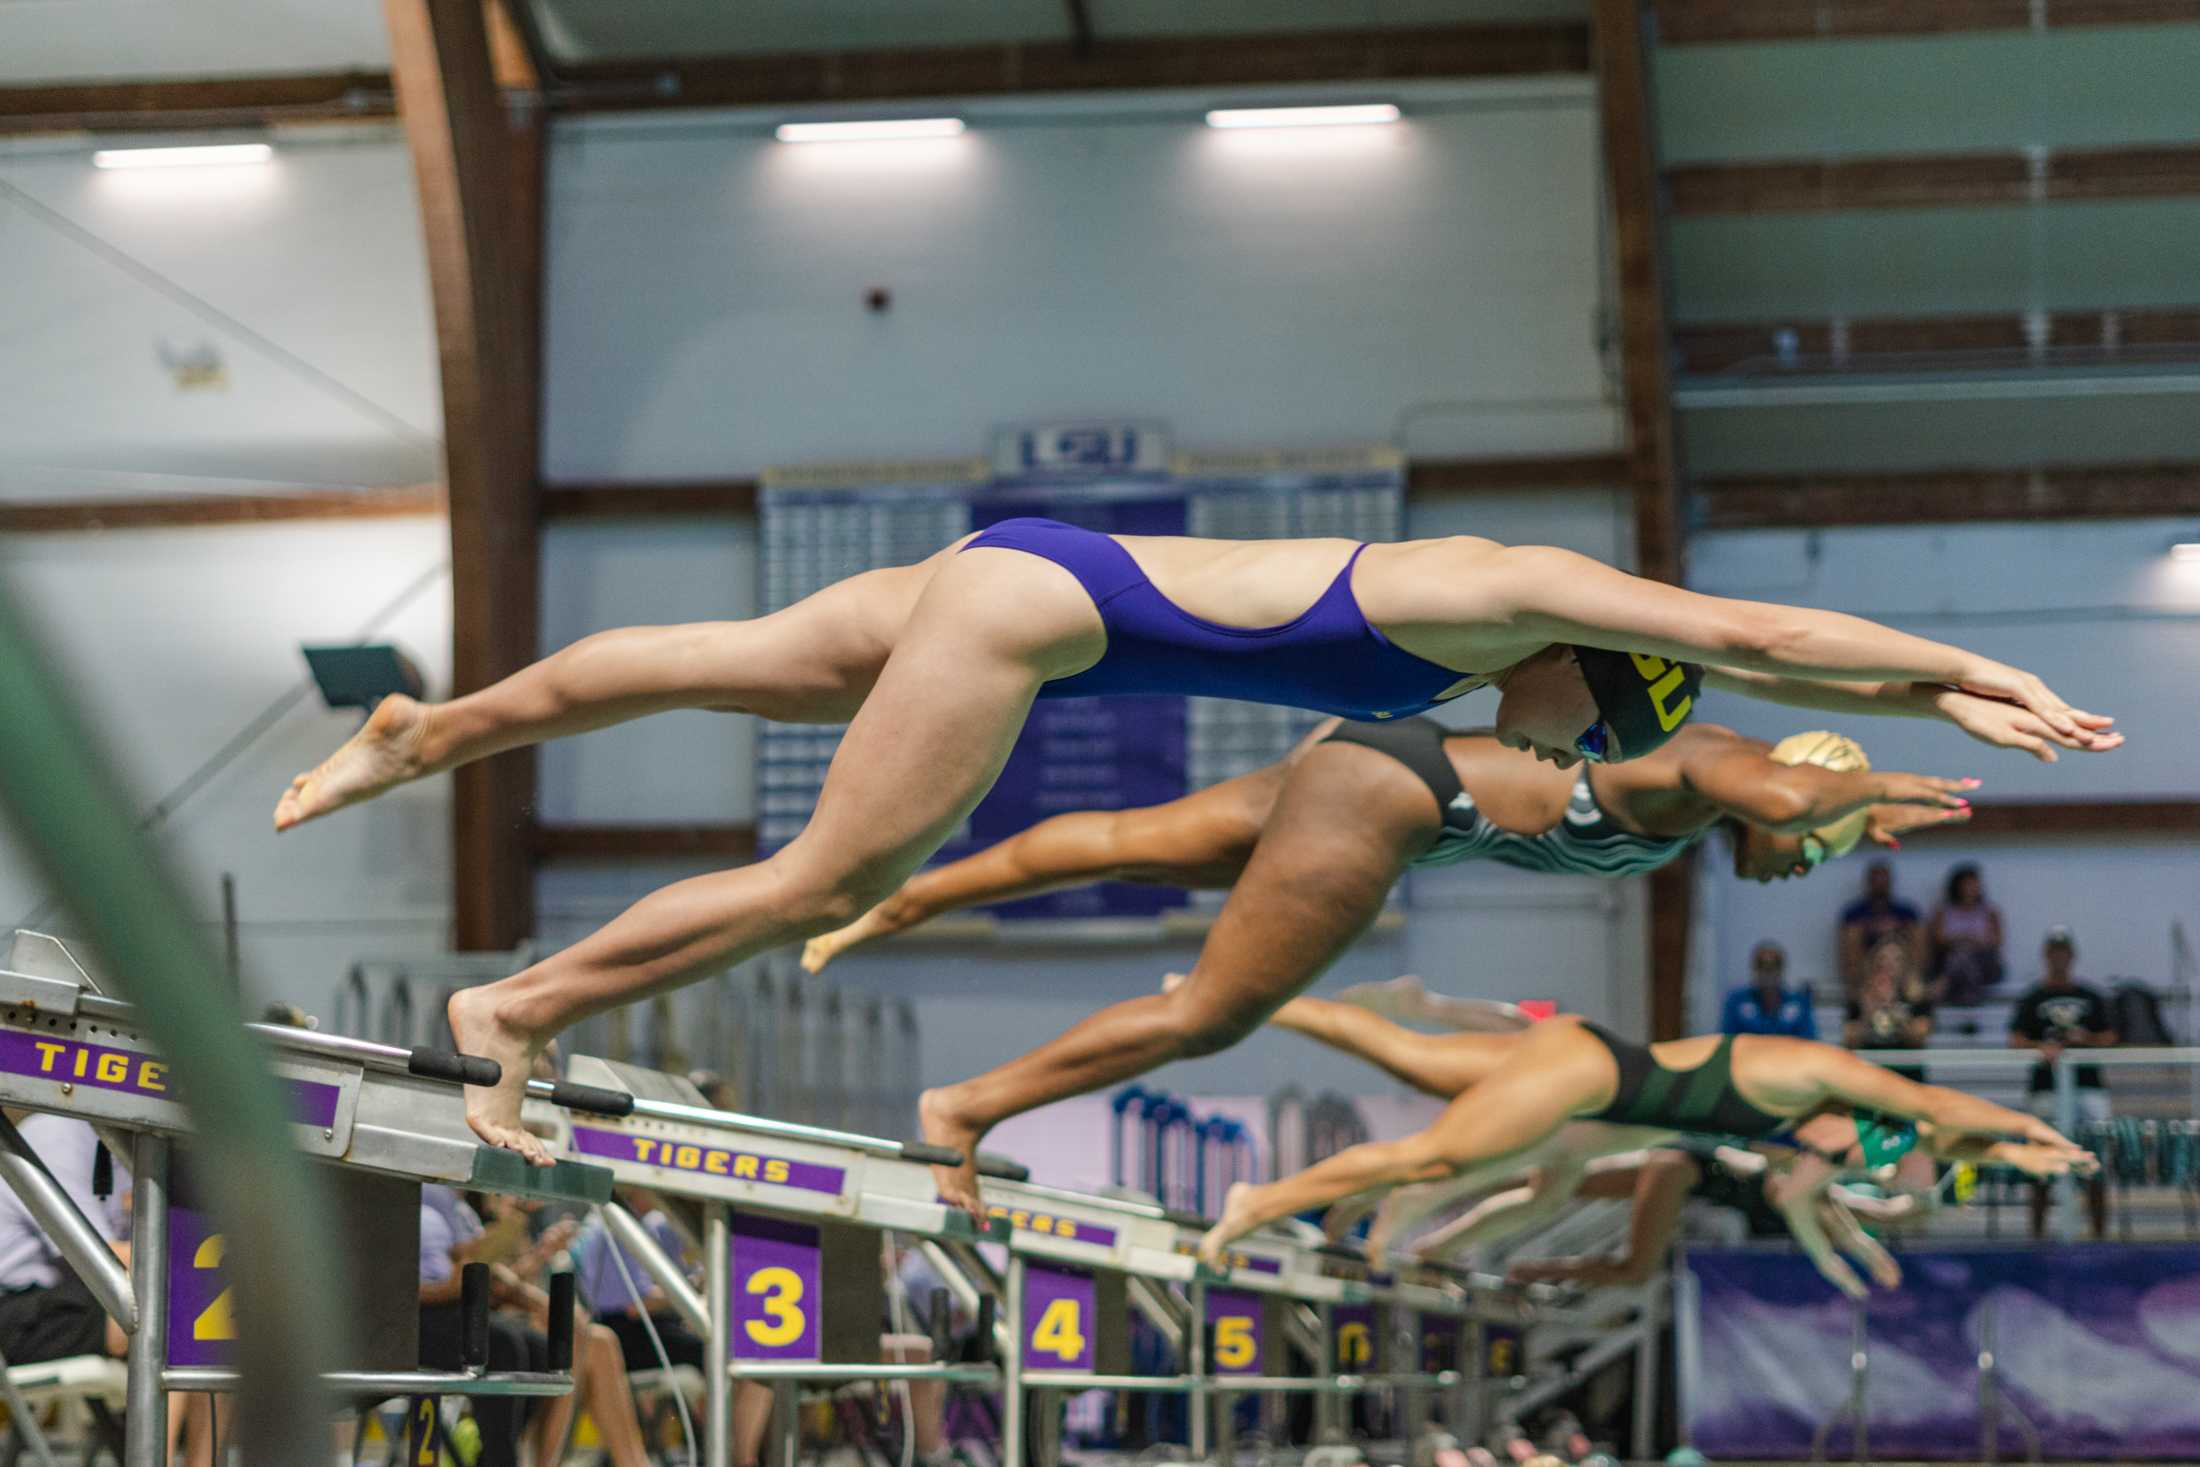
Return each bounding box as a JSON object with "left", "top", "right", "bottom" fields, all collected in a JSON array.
[{"left": 1683, "top": 1245, "right": 2200, "bottom": 1459}]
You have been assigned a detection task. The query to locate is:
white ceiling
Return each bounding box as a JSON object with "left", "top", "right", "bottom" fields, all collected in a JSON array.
[{"left": 0, "top": 0, "right": 1586, "bottom": 86}]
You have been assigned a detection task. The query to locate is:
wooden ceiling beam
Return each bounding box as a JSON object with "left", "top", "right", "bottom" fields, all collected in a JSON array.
[
  {"left": 386, "top": 0, "right": 546, "bottom": 950},
  {"left": 533, "top": 823, "right": 759, "bottom": 863},
  {"left": 0, "top": 485, "right": 442, "bottom": 533},
  {"left": 1695, "top": 462, "right": 2200, "bottom": 528},
  {"left": 1668, "top": 143, "right": 2200, "bottom": 215},
  {"left": 549, "top": 21, "right": 1591, "bottom": 113},
  {"left": 1675, "top": 305, "right": 2200, "bottom": 374},
  {"left": 1961, "top": 799, "right": 2200, "bottom": 837},
  {"left": 1655, "top": 0, "right": 2200, "bottom": 45},
  {"left": 0, "top": 72, "right": 394, "bottom": 135}
]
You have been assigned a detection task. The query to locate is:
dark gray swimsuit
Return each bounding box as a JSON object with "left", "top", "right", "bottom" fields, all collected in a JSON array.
[{"left": 1319, "top": 718, "right": 1702, "bottom": 876}]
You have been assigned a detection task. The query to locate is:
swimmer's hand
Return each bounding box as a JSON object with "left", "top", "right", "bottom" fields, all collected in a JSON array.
[
  {"left": 1934, "top": 676, "right": 2118, "bottom": 762},
  {"left": 1989, "top": 1139, "right": 2099, "bottom": 1180}
]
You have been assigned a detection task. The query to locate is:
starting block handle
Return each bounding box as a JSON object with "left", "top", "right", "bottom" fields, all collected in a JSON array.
[
  {"left": 548, "top": 1080, "right": 635, "bottom": 1117},
  {"left": 975, "top": 1153, "right": 1031, "bottom": 1182},
  {"left": 408, "top": 1049, "right": 502, "bottom": 1088},
  {"left": 899, "top": 1141, "right": 965, "bottom": 1168}
]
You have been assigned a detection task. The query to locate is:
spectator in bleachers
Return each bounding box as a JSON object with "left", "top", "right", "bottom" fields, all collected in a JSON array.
[
  {"left": 1844, "top": 937, "right": 1936, "bottom": 1082},
  {"left": 1719, "top": 941, "right": 1816, "bottom": 1039},
  {"left": 0, "top": 1115, "right": 222, "bottom": 1464},
  {"left": 420, "top": 1183, "right": 656, "bottom": 1467},
  {"left": 2008, "top": 927, "right": 2117, "bottom": 1239},
  {"left": 577, "top": 1186, "right": 707, "bottom": 1374},
  {"left": 1929, "top": 863, "right": 2006, "bottom": 1004},
  {"left": 1839, "top": 860, "right": 1924, "bottom": 992}
]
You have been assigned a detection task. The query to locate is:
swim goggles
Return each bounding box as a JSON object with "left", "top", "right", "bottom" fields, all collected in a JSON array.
[{"left": 1574, "top": 722, "right": 1613, "bottom": 763}]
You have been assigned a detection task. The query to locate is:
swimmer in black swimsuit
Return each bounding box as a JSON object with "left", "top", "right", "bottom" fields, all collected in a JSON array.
[
  {"left": 273, "top": 521, "right": 2116, "bottom": 1161},
  {"left": 1196, "top": 1009, "right": 2095, "bottom": 1267},
  {"left": 1234, "top": 986, "right": 1939, "bottom": 1298}
]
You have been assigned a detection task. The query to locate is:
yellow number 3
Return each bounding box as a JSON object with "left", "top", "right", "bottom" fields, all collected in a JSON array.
[
  {"left": 744, "top": 1266, "right": 807, "bottom": 1348},
  {"left": 1213, "top": 1316, "right": 1256, "bottom": 1370},
  {"left": 193, "top": 1235, "right": 236, "bottom": 1343},
  {"left": 1031, "top": 1298, "right": 1087, "bottom": 1361}
]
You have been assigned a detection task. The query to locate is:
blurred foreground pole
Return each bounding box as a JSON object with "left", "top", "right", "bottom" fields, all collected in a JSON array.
[{"left": 0, "top": 587, "right": 350, "bottom": 1461}]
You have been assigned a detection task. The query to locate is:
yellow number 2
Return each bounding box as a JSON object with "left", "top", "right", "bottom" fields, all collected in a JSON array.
[
  {"left": 1213, "top": 1316, "right": 1256, "bottom": 1370},
  {"left": 1031, "top": 1298, "right": 1087, "bottom": 1361},
  {"left": 744, "top": 1266, "right": 807, "bottom": 1349},
  {"left": 193, "top": 1235, "right": 236, "bottom": 1343}
]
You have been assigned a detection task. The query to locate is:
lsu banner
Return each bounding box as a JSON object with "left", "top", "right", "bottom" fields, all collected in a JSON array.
[{"left": 1683, "top": 1244, "right": 2200, "bottom": 1459}]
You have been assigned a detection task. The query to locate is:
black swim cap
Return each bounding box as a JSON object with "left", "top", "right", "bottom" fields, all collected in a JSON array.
[{"left": 1571, "top": 647, "right": 1704, "bottom": 759}]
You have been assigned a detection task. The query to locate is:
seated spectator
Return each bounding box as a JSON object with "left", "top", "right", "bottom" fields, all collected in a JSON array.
[
  {"left": 1720, "top": 941, "right": 1816, "bottom": 1039},
  {"left": 2008, "top": 928, "right": 2117, "bottom": 1239},
  {"left": 1844, "top": 938, "right": 1935, "bottom": 1082},
  {"left": 0, "top": 1115, "right": 220, "bottom": 1464},
  {"left": 577, "top": 1186, "right": 708, "bottom": 1374},
  {"left": 1839, "top": 860, "right": 1924, "bottom": 992},
  {"left": 420, "top": 1183, "right": 655, "bottom": 1467},
  {"left": 1929, "top": 863, "right": 2005, "bottom": 1004}
]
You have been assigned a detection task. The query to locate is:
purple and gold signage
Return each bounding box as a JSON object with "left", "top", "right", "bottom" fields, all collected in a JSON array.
[
  {"left": 573, "top": 1125, "right": 844, "bottom": 1195},
  {"left": 1205, "top": 1288, "right": 1264, "bottom": 1377},
  {"left": 0, "top": 1030, "right": 338, "bottom": 1127},
  {"left": 1023, "top": 1264, "right": 1098, "bottom": 1372},
  {"left": 167, "top": 1207, "right": 235, "bottom": 1368},
  {"left": 1333, "top": 1303, "right": 1378, "bottom": 1371},
  {"left": 730, "top": 1213, "right": 823, "bottom": 1361}
]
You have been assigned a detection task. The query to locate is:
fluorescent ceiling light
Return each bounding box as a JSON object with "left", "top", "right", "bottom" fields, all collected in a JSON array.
[
  {"left": 93, "top": 142, "right": 274, "bottom": 170},
  {"left": 775, "top": 118, "right": 965, "bottom": 144},
  {"left": 2171, "top": 542, "right": 2200, "bottom": 562},
  {"left": 1204, "top": 104, "right": 1401, "bottom": 130}
]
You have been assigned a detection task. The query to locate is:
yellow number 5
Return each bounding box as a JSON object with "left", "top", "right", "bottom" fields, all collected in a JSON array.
[
  {"left": 193, "top": 1235, "right": 236, "bottom": 1343},
  {"left": 1031, "top": 1298, "right": 1087, "bottom": 1361},
  {"left": 745, "top": 1266, "right": 807, "bottom": 1348},
  {"left": 1213, "top": 1316, "right": 1256, "bottom": 1370}
]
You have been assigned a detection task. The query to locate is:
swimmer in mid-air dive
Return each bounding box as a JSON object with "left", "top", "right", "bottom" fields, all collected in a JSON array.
[
  {"left": 1193, "top": 1010, "right": 2096, "bottom": 1269},
  {"left": 819, "top": 724, "right": 1970, "bottom": 1211},
  {"left": 1244, "top": 981, "right": 1940, "bottom": 1299},
  {"left": 273, "top": 519, "right": 2116, "bottom": 1159}
]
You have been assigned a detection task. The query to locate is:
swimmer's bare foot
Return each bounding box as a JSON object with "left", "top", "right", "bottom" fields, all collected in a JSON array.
[
  {"left": 801, "top": 904, "right": 892, "bottom": 974},
  {"left": 275, "top": 694, "right": 436, "bottom": 831},
  {"left": 1362, "top": 1194, "right": 1405, "bottom": 1266},
  {"left": 448, "top": 985, "right": 554, "bottom": 1167},
  {"left": 1321, "top": 1190, "right": 1378, "bottom": 1245},
  {"left": 919, "top": 1087, "right": 987, "bottom": 1223},
  {"left": 1198, "top": 1182, "right": 1263, "bottom": 1268}
]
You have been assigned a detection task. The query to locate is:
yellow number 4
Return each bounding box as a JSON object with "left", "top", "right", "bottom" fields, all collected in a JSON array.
[
  {"left": 1031, "top": 1298, "right": 1087, "bottom": 1362},
  {"left": 1337, "top": 1321, "right": 1370, "bottom": 1367},
  {"left": 744, "top": 1266, "right": 807, "bottom": 1349},
  {"left": 193, "top": 1235, "right": 236, "bottom": 1343},
  {"left": 1213, "top": 1316, "right": 1256, "bottom": 1370}
]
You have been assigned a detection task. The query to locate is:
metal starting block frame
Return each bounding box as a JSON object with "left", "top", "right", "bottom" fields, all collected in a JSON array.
[
  {"left": 0, "top": 932, "right": 619, "bottom": 1467},
  {"left": 530, "top": 1055, "right": 1513, "bottom": 1467}
]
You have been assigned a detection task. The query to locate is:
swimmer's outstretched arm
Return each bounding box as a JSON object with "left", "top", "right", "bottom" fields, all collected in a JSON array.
[
  {"left": 1669, "top": 727, "right": 1976, "bottom": 832},
  {"left": 1505, "top": 1149, "right": 1698, "bottom": 1288},
  {"left": 1704, "top": 670, "right": 2121, "bottom": 763},
  {"left": 1790, "top": 1044, "right": 2094, "bottom": 1169},
  {"left": 1488, "top": 548, "right": 2113, "bottom": 753}
]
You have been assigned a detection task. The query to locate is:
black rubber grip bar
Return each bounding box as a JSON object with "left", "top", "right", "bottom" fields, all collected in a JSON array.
[
  {"left": 897, "top": 1141, "right": 964, "bottom": 1168},
  {"left": 974, "top": 1153, "right": 1031, "bottom": 1182},
  {"left": 408, "top": 1048, "right": 503, "bottom": 1088},
  {"left": 549, "top": 1080, "right": 635, "bottom": 1116}
]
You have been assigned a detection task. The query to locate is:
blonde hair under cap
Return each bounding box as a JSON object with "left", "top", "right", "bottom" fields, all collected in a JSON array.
[{"left": 1767, "top": 730, "right": 1873, "bottom": 858}]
